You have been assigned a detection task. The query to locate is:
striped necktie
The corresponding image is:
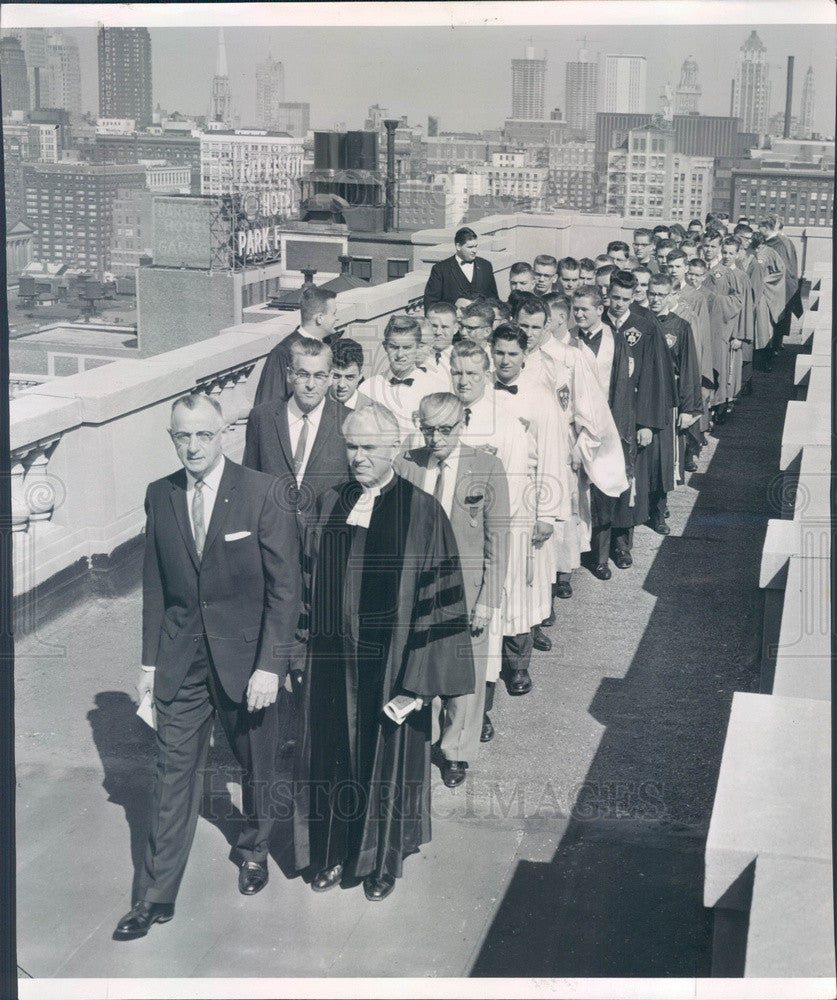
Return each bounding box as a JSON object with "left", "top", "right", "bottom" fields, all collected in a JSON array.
[{"left": 192, "top": 480, "right": 206, "bottom": 560}]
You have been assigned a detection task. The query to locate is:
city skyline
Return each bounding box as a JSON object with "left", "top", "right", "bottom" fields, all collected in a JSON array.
[{"left": 9, "top": 23, "right": 833, "bottom": 137}]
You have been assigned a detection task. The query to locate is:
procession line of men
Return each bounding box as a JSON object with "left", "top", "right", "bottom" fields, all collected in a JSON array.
[{"left": 116, "top": 215, "right": 799, "bottom": 938}]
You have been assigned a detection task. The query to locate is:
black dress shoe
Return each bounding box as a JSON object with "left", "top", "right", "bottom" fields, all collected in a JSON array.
[
  {"left": 684, "top": 455, "right": 698, "bottom": 473},
  {"left": 713, "top": 407, "right": 727, "bottom": 425},
  {"left": 532, "top": 626, "right": 552, "bottom": 651},
  {"left": 480, "top": 714, "right": 494, "bottom": 742},
  {"left": 238, "top": 860, "right": 269, "bottom": 896},
  {"left": 311, "top": 863, "right": 344, "bottom": 892},
  {"left": 442, "top": 760, "right": 468, "bottom": 788},
  {"left": 591, "top": 562, "right": 612, "bottom": 581},
  {"left": 540, "top": 608, "right": 556, "bottom": 627},
  {"left": 612, "top": 550, "right": 632, "bottom": 569},
  {"left": 648, "top": 518, "right": 670, "bottom": 536},
  {"left": 507, "top": 669, "right": 532, "bottom": 695},
  {"left": 555, "top": 581, "right": 572, "bottom": 599},
  {"left": 113, "top": 901, "right": 174, "bottom": 941},
  {"left": 363, "top": 874, "right": 396, "bottom": 901}
]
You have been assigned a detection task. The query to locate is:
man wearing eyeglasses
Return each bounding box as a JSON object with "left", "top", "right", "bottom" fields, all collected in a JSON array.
[
  {"left": 244, "top": 339, "right": 350, "bottom": 537},
  {"left": 114, "top": 393, "right": 299, "bottom": 940},
  {"left": 631, "top": 229, "right": 658, "bottom": 274},
  {"left": 395, "top": 393, "right": 509, "bottom": 786}
]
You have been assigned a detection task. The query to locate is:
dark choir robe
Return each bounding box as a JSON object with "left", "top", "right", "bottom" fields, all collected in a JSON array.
[
  {"left": 604, "top": 307, "right": 675, "bottom": 526},
  {"left": 293, "top": 475, "right": 474, "bottom": 881},
  {"left": 747, "top": 248, "right": 786, "bottom": 351},
  {"left": 765, "top": 233, "right": 800, "bottom": 322},
  {"left": 703, "top": 263, "right": 746, "bottom": 406},
  {"left": 252, "top": 328, "right": 335, "bottom": 408},
  {"left": 575, "top": 324, "right": 635, "bottom": 531},
  {"left": 656, "top": 311, "right": 703, "bottom": 477}
]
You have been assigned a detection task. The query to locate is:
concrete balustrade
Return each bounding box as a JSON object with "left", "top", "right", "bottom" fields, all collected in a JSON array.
[{"left": 707, "top": 268, "right": 834, "bottom": 978}]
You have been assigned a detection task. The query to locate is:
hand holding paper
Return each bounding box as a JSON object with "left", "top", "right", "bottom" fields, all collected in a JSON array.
[{"left": 383, "top": 694, "right": 424, "bottom": 725}]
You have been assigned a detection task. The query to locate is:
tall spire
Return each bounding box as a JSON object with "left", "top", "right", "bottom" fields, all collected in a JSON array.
[
  {"left": 211, "top": 27, "right": 232, "bottom": 124},
  {"left": 216, "top": 28, "right": 228, "bottom": 77}
]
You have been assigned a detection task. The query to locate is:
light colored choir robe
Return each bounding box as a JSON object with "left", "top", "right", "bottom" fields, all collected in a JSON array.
[
  {"left": 493, "top": 373, "right": 571, "bottom": 628},
  {"left": 357, "top": 366, "right": 448, "bottom": 442},
  {"left": 704, "top": 261, "right": 746, "bottom": 407},
  {"left": 541, "top": 334, "right": 629, "bottom": 572},
  {"left": 750, "top": 246, "right": 786, "bottom": 350},
  {"left": 457, "top": 392, "right": 529, "bottom": 674},
  {"left": 672, "top": 287, "right": 713, "bottom": 432}
]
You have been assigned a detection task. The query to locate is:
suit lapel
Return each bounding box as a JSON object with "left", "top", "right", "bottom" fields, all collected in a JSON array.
[
  {"left": 168, "top": 472, "right": 200, "bottom": 572},
  {"left": 202, "top": 460, "right": 237, "bottom": 561},
  {"left": 304, "top": 400, "right": 335, "bottom": 478},
  {"left": 273, "top": 403, "right": 295, "bottom": 473}
]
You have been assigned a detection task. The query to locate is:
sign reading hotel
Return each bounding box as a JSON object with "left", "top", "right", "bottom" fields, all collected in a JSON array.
[{"left": 226, "top": 191, "right": 284, "bottom": 267}]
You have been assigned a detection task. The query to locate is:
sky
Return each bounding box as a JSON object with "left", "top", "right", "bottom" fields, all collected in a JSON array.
[{"left": 5, "top": 11, "right": 836, "bottom": 136}]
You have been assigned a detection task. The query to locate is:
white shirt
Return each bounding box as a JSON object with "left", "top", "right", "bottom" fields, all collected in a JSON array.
[
  {"left": 287, "top": 396, "right": 325, "bottom": 484},
  {"left": 346, "top": 469, "right": 395, "bottom": 528},
  {"left": 359, "top": 367, "right": 447, "bottom": 441},
  {"left": 422, "top": 443, "right": 461, "bottom": 516},
  {"left": 342, "top": 389, "right": 359, "bottom": 410},
  {"left": 457, "top": 257, "right": 475, "bottom": 282},
  {"left": 186, "top": 455, "right": 225, "bottom": 543}
]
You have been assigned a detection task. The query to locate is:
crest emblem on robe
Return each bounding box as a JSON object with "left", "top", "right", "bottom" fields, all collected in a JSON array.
[
  {"left": 557, "top": 383, "right": 570, "bottom": 411},
  {"left": 623, "top": 327, "right": 642, "bottom": 346},
  {"left": 664, "top": 332, "right": 677, "bottom": 349}
]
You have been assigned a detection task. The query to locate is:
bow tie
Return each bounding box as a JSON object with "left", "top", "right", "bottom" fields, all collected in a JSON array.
[
  {"left": 495, "top": 381, "right": 518, "bottom": 394},
  {"left": 389, "top": 376, "right": 414, "bottom": 387}
]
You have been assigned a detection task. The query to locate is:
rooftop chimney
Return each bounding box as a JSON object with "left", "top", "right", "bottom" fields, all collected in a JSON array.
[
  {"left": 783, "top": 56, "right": 794, "bottom": 139},
  {"left": 338, "top": 254, "right": 352, "bottom": 274},
  {"left": 383, "top": 119, "right": 399, "bottom": 232},
  {"left": 301, "top": 268, "right": 316, "bottom": 285}
]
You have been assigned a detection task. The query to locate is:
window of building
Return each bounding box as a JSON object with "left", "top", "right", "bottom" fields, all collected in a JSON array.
[{"left": 351, "top": 257, "right": 372, "bottom": 282}]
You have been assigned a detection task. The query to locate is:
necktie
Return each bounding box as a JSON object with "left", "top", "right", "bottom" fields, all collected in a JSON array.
[
  {"left": 434, "top": 350, "right": 442, "bottom": 364},
  {"left": 293, "top": 413, "right": 309, "bottom": 476},
  {"left": 434, "top": 460, "right": 446, "bottom": 505},
  {"left": 389, "top": 376, "right": 414, "bottom": 386},
  {"left": 495, "top": 381, "right": 518, "bottom": 394},
  {"left": 192, "top": 480, "right": 206, "bottom": 560},
  {"left": 463, "top": 407, "right": 471, "bottom": 427}
]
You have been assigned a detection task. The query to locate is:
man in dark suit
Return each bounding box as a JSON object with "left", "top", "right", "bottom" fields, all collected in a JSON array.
[
  {"left": 423, "top": 226, "right": 498, "bottom": 313},
  {"left": 395, "top": 393, "right": 509, "bottom": 785},
  {"left": 243, "top": 338, "right": 350, "bottom": 536},
  {"left": 113, "top": 394, "right": 299, "bottom": 941},
  {"left": 252, "top": 285, "right": 338, "bottom": 407}
]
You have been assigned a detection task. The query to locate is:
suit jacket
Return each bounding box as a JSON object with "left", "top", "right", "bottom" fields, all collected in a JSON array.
[
  {"left": 394, "top": 444, "right": 509, "bottom": 612},
  {"left": 252, "top": 328, "right": 337, "bottom": 408},
  {"left": 423, "top": 255, "right": 499, "bottom": 312},
  {"left": 141, "top": 459, "right": 300, "bottom": 702},
  {"left": 242, "top": 396, "right": 350, "bottom": 529}
]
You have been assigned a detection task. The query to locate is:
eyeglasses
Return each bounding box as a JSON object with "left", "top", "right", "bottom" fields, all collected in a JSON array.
[
  {"left": 289, "top": 368, "right": 331, "bottom": 383},
  {"left": 419, "top": 422, "right": 461, "bottom": 436},
  {"left": 169, "top": 428, "right": 223, "bottom": 446}
]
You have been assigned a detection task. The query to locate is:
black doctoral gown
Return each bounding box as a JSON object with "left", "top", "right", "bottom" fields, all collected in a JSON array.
[
  {"left": 293, "top": 475, "right": 475, "bottom": 881},
  {"left": 605, "top": 308, "right": 675, "bottom": 525}
]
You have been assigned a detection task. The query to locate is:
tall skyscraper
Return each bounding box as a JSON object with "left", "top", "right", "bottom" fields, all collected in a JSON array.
[
  {"left": 255, "top": 54, "right": 285, "bottom": 127},
  {"left": 603, "top": 54, "right": 647, "bottom": 113},
  {"left": 511, "top": 44, "right": 546, "bottom": 119},
  {"left": 0, "top": 36, "right": 31, "bottom": 116},
  {"left": 731, "top": 30, "right": 771, "bottom": 134},
  {"left": 211, "top": 28, "right": 232, "bottom": 125},
  {"left": 675, "top": 56, "right": 701, "bottom": 115},
  {"left": 565, "top": 45, "right": 599, "bottom": 140},
  {"left": 45, "top": 30, "right": 82, "bottom": 115},
  {"left": 799, "top": 65, "right": 815, "bottom": 137},
  {"left": 98, "top": 27, "right": 152, "bottom": 128},
  {"left": 5, "top": 28, "right": 47, "bottom": 108}
]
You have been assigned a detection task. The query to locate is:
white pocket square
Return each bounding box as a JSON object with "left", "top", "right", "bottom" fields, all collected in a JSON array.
[{"left": 224, "top": 531, "right": 251, "bottom": 541}]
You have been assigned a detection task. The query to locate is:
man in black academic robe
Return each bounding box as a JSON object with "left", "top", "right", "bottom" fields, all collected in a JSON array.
[
  {"left": 291, "top": 403, "right": 474, "bottom": 902},
  {"left": 603, "top": 271, "right": 675, "bottom": 541},
  {"left": 647, "top": 273, "right": 703, "bottom": 486}
]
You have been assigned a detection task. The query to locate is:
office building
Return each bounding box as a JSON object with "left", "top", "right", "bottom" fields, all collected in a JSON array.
[
  {"left": 731, "top": 30, "right": 771, "bottom": 134},
  {"left": 269, "top": 102, "right": 310, "bottom": 138},
  {"left": 549, "top": 141, "right": 596, "bottom": 210},
  {"left": 45, "top": 30, "right": 82, "bottom": 114},
  {"left": 731, "top": 161, "right": 833, "bottom": 227},
  {"left": 484, "top": 150, "right": 548, "bottom": 210},
  {"left": 565, "top": 46, "right": 599, "bottom": 140},
  {"left": 799, "top": 66, "right": 815, "bottom": 139},
  {"left": 511, "top": 44, "right": 547, "bottom": 119},
  {"left": 603, "top": 54, "right": 647, "bottom": 113},
  {"left": 5, "top": 28, "right": 47, "bottom": 108},
  {"left": 110, "top": 188, "right": 154, "bottom": 276},
  {"left": 98, "top": 27, "right": 153, "bottom": 128},
  {"left": 23, "top": 161, "right": 146, "bottom": 273},
  {"left": 1, "top": 36, "right": 31, "bottom": 116},
  {"left": 606, "top": 123, "right": 714, "bottom": 221},
  {"left": 199, "top": 129, "right": 304, "bottom": 216},
  {"left": 675, "top": 56, "right": 701, "bottom": 115},
  {"left": 255, "top": 54, "right": 285, "bottom": 127}
]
